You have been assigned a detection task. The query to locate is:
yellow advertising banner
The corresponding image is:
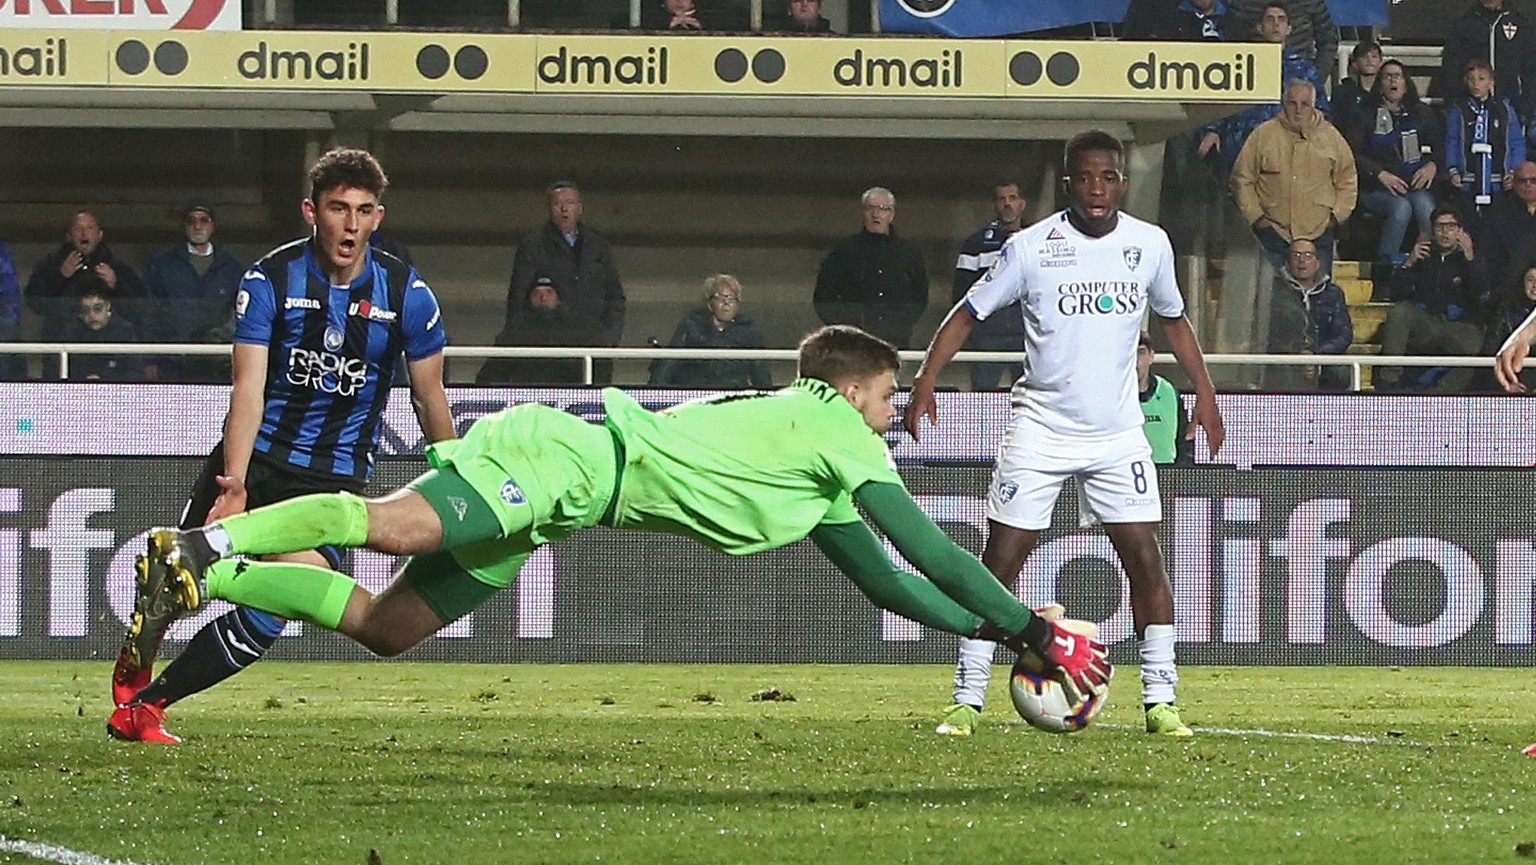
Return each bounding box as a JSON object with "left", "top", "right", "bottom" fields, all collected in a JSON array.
[
  {"left": 532, "top": 35, "right": 1008, "bottom": 97},
  {"left": 1002, "top": 40, "right": 1282, "bottom": 100},
  {"left": 0, "top": 29, "right": 109, "bottom": 86},
  {"left": 104, "top": 30, "right": 536, "bottom": 91},
  {"left": 0, "top": 30, "right": 1280, "bottom": 102}
]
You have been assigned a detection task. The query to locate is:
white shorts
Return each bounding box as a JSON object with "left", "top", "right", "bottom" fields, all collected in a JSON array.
[{"left": 986, "top": 422, "right": 1161, "bottom": 530}]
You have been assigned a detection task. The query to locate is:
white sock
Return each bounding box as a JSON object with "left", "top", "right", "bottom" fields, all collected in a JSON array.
[
  {"left": 952, "top": 638, "right": 996, "bottom": 709},
  {"left": 1139, "top": 623, "right": 1179, "bottom": 707},
  {"left": 203, "top": 525, "right": 234, "bottom": 557}
]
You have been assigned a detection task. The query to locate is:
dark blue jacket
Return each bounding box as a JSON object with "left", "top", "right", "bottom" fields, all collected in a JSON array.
[
  {"left": 648, "top": 308, "right": 772, "bottom": 388},
  {"left": 143, "top": 243, "right": 245, "bottom": 342}
]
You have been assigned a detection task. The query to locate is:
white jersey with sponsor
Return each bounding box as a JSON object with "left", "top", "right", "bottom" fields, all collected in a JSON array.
[{"left": 963, "top": 210, "right": 1184, "bottom": 439}]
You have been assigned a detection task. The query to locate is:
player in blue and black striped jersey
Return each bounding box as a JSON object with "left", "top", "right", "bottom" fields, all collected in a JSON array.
[{"left": 108, "top": 147, "right": 457, "bottom": 744}]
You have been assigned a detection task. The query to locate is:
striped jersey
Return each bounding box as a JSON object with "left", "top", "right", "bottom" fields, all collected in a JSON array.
[{"left": 233, "top": 238, "right": 447, "bottom": 481}]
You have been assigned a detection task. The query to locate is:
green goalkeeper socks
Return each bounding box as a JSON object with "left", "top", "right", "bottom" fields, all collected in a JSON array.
[
  {"left": 216, "top": 492, "right": 370, "bottom": 557},
  {"left": 207, "top": 559, "right": 358, "bottom": 631}
]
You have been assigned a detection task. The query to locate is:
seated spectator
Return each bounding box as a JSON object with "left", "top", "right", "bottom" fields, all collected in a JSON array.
[
  {"left": 1446, "top": 59, "right": 1525, "bottom": 214},
  {"left": 25, "top": 210, "right": 143, "bottom": 347},
  {"left": 142, "top": 204, "right": 244, "bottom": 382},
  {"left": 1231, "top": 79, "right": 1356, "bottom": 272},
  {"left": 477, "top": 276, "right": 586, "bottom": 386},
  {"left": 60, "top": 287, "right": 142, "bottom": 382},
  {"left": 648, "top": 274, "right": 772, "bottom": 389},
  {"left": 1120, "top": 0, "right": 1226, "bottom": 41},
  {"left": 772, "top": 0, "right": 833, "bottom": 32},
  {"left": 1136, "top": 332, "right": 1193, "bottom": 464},
  {"left": 1331, "top": 40, "right": 1382, "bottom": 136},
  {"left": 1485, "top": 263, "right": 1536, "bottom": 390},
  {"left": 1346, "top": 60, "right": 1443, "bottom": 264},
  {"left": 1225, "top": 0, "right": 1337, "bottom": 68},
  {"left": 1197, "top": 1, "right": 1329, "bottom": 168},
  {"left": 0, "top": 237, "right": 22, "bottom": 380},
  {"left": 641, "top": 0, "right": 710, "bottom": 30},
  {"left": 1480, "top": 161, "right": 1536, "bottom": 291},
  {"left": 1265, "top": 237, "right": 1353, "bottom": 391},
  {"left": 1375, "top": 206, "right": 1490, "bottom": 392}
]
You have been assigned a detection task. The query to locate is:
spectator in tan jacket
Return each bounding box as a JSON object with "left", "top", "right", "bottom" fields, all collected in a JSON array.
[{"left": 1231, "top": 79, "right": 1357, "bottom": 273}]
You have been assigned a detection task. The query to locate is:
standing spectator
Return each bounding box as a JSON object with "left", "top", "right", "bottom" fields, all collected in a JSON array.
[
  {"left": 772, "top": 0, "right": 833, "bottom": 32},
  {"left": 479, "top": 276, "right": 586, "bottom": 386},
  {"left": 641, "top": 0, "right": 709, "bottom": 29},
  {"left": 1346, "top": 60, "right": 1443, "bottom": 264},
  {"left": 1231, "top": 80, "right": 1357, "bottom": 272},
  {"left": 59, "top": 287, "right": 143, "bottom": 382},
  {"left": 1136, "top": 332, "right": 1193, "bottom": 464},
  {"left": 504, "top": 181, "right": 626, "bottom": 384},
  {"left": 1479, "top": 161, "right": 1536, "bottom": 291},
  {"left": 1121, "top": 0, "right": 1227, "bottom": 41},
  {"left": 648, "top": 274, "right": 772, "bottom": 389},
  {"left": 1376, "top": 206, "right": 1490, "bottom": 391},
  {"left": 1430, "top": 0, "right": 1536, "bottom": 120},
  {"left": 1446, "top": 59, "right": 1526, "bottom": 214},
  {"left": 0, "top": 237, "right": 22, "bottom": 380},
  {"left": 25, "top": 210, "right": 144, "bottom": 346},
  {"left": 953, "top": 180, "right": 1026, "bottom": 390},
  {"left": 1332, "top": 40, "right": 1383, "bottom": 136},
  {"left": 142, "top": 204, "right": 245, "bottom": 382},
  {"left": 1197, "top": 2, "right": 1329, "bottom": 168},
  {"left": 1225, "top": 0, "right": 1338, "bottom": 67},
  {"left": 1266, "top": 237, "right": 1354, "bottom": 391},
  {"left": 814, "top": 186, "right": 929, "bottom": 349}
]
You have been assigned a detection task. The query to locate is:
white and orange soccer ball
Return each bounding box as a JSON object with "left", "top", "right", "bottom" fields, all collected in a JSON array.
[{"left": 1008, "top": 618, "right": 1108, "bottom": 734}]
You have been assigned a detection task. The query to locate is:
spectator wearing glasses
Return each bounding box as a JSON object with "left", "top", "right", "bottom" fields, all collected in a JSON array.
[
  {"left": 814, "top": 186, "right": 929, "bottom": 349},
  {"left": 648, "top": 274, "right": 772, "bottom": 389},
  {"left": 1266, "top": 237, "right": 1354, "bottom": 391},
  {"left": 1376, "top": 206, "right": 1490, "bottom": 392},
  {"left": 1446, "top": 59, "right": 1525, "bottom": 216},
  {"left": 1345, "top": 59, "right": 1443, "bottom": 264},
  {"left": 60, "top": 287, "right": 143, "bottom": 382},
  {"left": 1477, "top": 160, "right": 1536, "bottom": 292}
]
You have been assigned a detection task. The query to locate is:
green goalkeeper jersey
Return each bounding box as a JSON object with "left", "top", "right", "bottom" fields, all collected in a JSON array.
[{"left": 603, "top": 378, "right": 903, "bottom": 555}]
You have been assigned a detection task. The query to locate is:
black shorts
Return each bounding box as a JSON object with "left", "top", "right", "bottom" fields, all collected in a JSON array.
[{"left": 181, "top": 443, "right": 367, "bottom": 569}]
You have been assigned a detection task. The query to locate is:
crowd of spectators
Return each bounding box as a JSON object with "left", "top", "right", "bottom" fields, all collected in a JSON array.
[{"left": 3, "top": 0, "right": 1533, "bottom": 395}]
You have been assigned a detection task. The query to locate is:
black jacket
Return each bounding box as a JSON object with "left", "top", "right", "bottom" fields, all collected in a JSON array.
[
  {"left": 648, "top": 308, "right": 772, "bottom": 388},
  {"left": 59, "top": 313, "right": 143, "bottom": 382},
  {"left": 504, "top": 221, "right": 626, "bottom": 347},
  {"left": 1430, "top": 1, "right": 1536, "bottom": 114},
  {"left": 813, "top": 228, "right": 929, "bottom": 348},
  {"left": 1121, "top": 0, "right": 1226, "bottom": 41},
  {"left": 1387, "top": 247, "right": 1491, "bottom": 324},
  {"left": 1476, "top": 193, "right": 1536, "bottom": 288},
  {"left": 1345, "top": 98, "right": 1444, "bottom": 191},
  {"left": 25, "top": 241, "right": 144, "bottom": 340},
  {"left": 142, "top": 243, "right": 245, "bottom": 343},
  {"left": 772, "top": 13, "right": 832, "bottom": 32}
]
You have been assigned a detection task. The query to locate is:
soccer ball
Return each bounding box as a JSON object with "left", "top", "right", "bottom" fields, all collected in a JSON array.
[{"left": 1008, "top": 618, "right": 1107, "bottom": 734}]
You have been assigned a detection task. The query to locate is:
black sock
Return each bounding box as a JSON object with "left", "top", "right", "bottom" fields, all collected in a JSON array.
[{"left": 134, "top": 608, "right": 280, "bottom": 708}]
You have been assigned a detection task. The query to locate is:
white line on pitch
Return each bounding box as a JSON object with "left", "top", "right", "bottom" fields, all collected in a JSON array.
[
  {"left": 0, "top": 835, "right": 160, "bottom": 865},
  {"left": 1099, "top": 723, "right": 1383, "bottom": 744}
]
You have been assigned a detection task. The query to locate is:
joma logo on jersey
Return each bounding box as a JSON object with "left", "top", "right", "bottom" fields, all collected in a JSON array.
[
  {"left": 284, "top": 296, "right": 321, "bottom": 310},
  {"left": 348, "top": 299, "right": 397, "bottom": 322},
  {"left": 1056, "top": 281, "right": 1143, "bottom": 316},
  {"left": 286, "top": 347, "right": 367, "bottom": 396}
]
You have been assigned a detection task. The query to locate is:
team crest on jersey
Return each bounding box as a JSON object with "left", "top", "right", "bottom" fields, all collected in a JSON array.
[
  {"left": 500, "top": 479, "right": 527, "bottom": 506},
  {"left": 323, "top": 326, "right": 345, "bottom": 351},
  {"left": 349, "top": 299, "right": 398, "bottom": 322},
  {"left": 234, "top": 289, "right": 250, "bottom": 318},
  {"left": 1123, "top": 246, "right": 1143, "bottom": 270},
  {"left": 995, "top": 479, "right": 1018, "bottom": 504}
]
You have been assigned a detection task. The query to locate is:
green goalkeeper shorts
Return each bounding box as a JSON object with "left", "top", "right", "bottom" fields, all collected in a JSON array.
[{"left": 400, "top": 404, "right": 618, "bottom": 621}]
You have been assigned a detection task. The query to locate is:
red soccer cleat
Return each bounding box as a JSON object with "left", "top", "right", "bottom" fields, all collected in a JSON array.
[
  {"left": 110, "top": 644, "right": 153, "bottom": 707},
  {"left": 106, "top": 703, "right": 181, "bottom": 745},
  {"left": 1523, "top": 743, "right": 1536, "bottom": 757}
]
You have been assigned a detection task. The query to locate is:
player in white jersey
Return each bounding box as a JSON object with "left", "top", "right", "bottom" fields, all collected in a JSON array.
[{"left": 905, "top": 130, "right": 1225, "bottom": 737}]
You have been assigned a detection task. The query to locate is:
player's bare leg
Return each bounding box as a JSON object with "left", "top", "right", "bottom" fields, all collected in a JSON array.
[
  {"left": 1105, "top": 521, "right": 1191, "bottom": 736},
  {"left": 937, "top": 522, "right": 1043, "bottom": 735}
]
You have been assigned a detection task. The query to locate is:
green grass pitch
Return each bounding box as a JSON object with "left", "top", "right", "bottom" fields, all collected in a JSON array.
[{"left": 1, "top": 662, "right": 1534, "bottom": 864}]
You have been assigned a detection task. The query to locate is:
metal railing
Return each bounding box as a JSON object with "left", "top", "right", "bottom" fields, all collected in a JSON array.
[{"left": 0, "top": 343, "right": 1500, "bottom": 391}]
